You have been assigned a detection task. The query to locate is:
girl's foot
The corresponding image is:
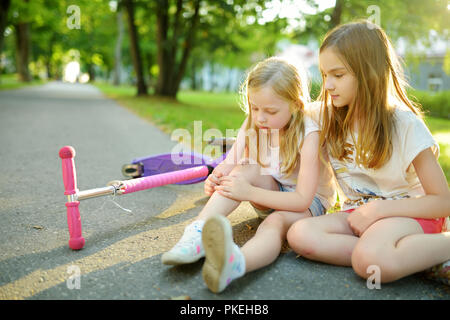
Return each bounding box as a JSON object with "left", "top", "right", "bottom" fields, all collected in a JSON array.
[
  {"left": 161, "top": 220, "right": 205, "bottom": 265},
  {"left": 423, "top": 260, "right": 450, "bottom": 286},
  {"left": 201, "top": 215, "right": 245, "bottom": 293}
]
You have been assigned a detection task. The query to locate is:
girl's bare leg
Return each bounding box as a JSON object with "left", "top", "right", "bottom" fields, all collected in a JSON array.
[
  {"left": 162, "top": 164, "right": 279, "bottom": 265},
  {"left": 242, "top": 210, "right": 312, "bottom": 272},
  {"left": 351, "top": 217, "right": 450, "bottom": 283},
  {"left": 287, "top": 212, "right": 359, "bottom": 266},
  {"left": 201, "top": 209, "right": 312, "bottom": 292}
]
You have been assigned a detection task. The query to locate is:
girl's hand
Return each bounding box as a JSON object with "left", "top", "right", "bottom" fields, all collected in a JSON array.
[
  {"left": 204, "top": 171, "right": 221, "bottom": 196},
  {"left": 347, "top": 200, "right": 382, "bottom": 236},
  {"left": 215, "top": 173, "right": 252, "bottom": 201},
  {"left": 204, "top": 163, "right": 234, "bottom": 196}
]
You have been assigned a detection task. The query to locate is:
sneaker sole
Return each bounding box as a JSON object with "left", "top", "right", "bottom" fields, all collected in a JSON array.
[{"left": 202, "top": 215, "right": 233, "bottom": 293}]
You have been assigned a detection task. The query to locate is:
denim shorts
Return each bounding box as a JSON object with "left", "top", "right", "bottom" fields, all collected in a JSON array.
[{"left": 252, "top": 183, "right": 326, "bottom": 220}]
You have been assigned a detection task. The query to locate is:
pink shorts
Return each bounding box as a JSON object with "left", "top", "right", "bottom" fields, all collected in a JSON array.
[{"left": 343, "top": 209, "right": 445, "bottom": 234}]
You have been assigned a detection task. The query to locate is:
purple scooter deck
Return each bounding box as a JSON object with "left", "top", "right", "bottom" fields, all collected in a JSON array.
[{"left": 128, "top": 151, "right": 227, "bottom": 184}]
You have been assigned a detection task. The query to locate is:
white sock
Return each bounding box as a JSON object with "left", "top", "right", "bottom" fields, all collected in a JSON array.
[
  {"left": 161, "top": 219, "right": 205, "bottom": 265},
  {"left": 175, "top": 219, "right": 205, "bottom": 253},
  {"left": 225, "top": 243, "right": 246, "bottom": 284}
]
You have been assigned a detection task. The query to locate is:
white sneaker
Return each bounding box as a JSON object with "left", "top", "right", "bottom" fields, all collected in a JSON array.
[
  {"left": 161, "top": 220, "right": 205, "bottom": 265},
  {"left": 201, "top": 215, "right": 246, "bottom": 293}
]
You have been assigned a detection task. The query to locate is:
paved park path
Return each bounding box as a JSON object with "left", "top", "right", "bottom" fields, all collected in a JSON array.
[{"left": 0, "top": 82, "right": 448, "bottom": 301}]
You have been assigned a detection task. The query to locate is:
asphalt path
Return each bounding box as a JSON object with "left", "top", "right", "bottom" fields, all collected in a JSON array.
[{"left": 0, "top": 82, "right": 448, "bottom": 301}]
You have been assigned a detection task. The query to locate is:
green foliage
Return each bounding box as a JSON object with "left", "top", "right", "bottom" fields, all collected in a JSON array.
[
  {"left": 424, "top": 116, "right": 450, "bottom": 185},
  {"left": 310, "top": 81, "right": 321, "bottom": 101},
  {"left": 444, "top": 50, "right": 450, "bottom": 76},
  {"left": 3, "top": 0, "right": 449, "bottom": 97},
  {"left": 185, "top": 0, "right": 290, "bottom": 90},
  {"left": 297, "top": 0, "right": 449, "bottom": 44},
  {"left": 409, "top": 89, "right": 450, "bottom": 119}
]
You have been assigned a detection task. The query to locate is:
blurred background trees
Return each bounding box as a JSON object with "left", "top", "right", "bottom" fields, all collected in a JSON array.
[{"left": 0, "top": 0, "right": 448, "bottom": 99}]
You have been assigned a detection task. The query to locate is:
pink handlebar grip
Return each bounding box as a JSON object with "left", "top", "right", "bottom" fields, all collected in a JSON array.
[
  {"left": 59, "top": 146, "right": 79, "bottom": 195},
  {"left": 121, "top": 166, "right": 210, "bottom": 194},
  {"left": 59, "top": 146, "right": 85, "bottom": 250},
  {"left": 66, "top": 201, "right": 85, "bottom": 250}
]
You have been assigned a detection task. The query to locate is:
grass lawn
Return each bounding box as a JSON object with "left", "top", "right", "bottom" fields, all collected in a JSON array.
[
  {"left": 424, "top": 117, "right": 450, "bottom": 185},
  {"left": 0, "top": 73, "right": 46, "bottom": 90},
  {"left": 95, "top": 83, "right": 450, "bottom": 185},
  {"left": 96, "top": 83, "right": 244, "bottom": 134}
]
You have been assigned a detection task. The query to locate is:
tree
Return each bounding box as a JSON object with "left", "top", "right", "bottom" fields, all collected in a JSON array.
[
  {"left": 297, "top": 0, "right": 449, "bottom": 44},
  {"left": 329, "top": 0, "right": 342, "bottom": 29},
  {"left": 0, "top": 0, "right": 11, "bottom": 56},
  {"left": 113, "top": 4, "right": 124, "bottom": 85},
  {"left": 154, "top": 0, "right": 201, "bottom": 98},
  {"left": 30, "top": 0, "right": 67, "bottom": 79},
  {"left": 123, "top": 0, "right": 147, "bottom": 95},
  {"left": 9, "top": 0, "right": 34, "bottom": 82},
  {"left": 2, "top": 0, "right": 128, "bottom": 83},
  {"left": 72, "top": 1, "right": 117, "bottom": 82},
  {"left": 152, "top": 0, "right": 277, "bottom": 97}
]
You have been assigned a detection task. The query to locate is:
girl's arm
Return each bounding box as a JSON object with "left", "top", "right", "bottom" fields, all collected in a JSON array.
[
  {"left": 204, "top": 117, "right": 248, "bottom": 195},
  {"left": 374, "top": 147, "right": 450, "bottom": 219},
  {"left": 348, "top": 148, "right": 450, "bottom": 236},
  {"left": 245, "top": 131, "right": 320, "bottom": 212},
  {"left": 220, "top": 116, "right": 248, "bottom": 167}
]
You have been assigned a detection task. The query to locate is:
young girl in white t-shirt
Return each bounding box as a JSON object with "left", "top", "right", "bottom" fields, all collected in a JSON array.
[
  {"left": 287, "top": 20, "right": 450, "bottom": 285},
  {"left": 161, "top": 57, "right": 336, "bottom": 293}
]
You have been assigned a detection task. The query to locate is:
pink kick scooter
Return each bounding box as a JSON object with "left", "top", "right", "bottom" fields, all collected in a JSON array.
[{"left": 59, "top": 138, "right": 235, "bottom": 250}]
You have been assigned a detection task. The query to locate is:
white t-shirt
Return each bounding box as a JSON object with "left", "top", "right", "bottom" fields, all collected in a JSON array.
[
  {"left": 308, "top": 102, "right": 440, "bottom": 210},
  {"left": 257, "top": 114, "right": 337, "bottom": 210}
]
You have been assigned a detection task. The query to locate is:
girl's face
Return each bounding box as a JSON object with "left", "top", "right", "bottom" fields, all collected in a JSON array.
[
  {"left": 319, "top": 47, "right": 358, "bottom": 108},
  {"left": 248, "top": 86, "right": 293, "bottom": 131}
]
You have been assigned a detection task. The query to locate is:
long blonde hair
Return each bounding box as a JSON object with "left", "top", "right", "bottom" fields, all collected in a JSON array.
[
  {"left": 319, "top": 20, "right": 423, "bottom": 169},
  {"left": 239, "top": 57, "right": 310, "bottom": 176}
]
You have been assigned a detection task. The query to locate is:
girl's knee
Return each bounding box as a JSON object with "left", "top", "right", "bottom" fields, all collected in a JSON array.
[
  {"left": 286, "top": 219, "right": 318, "bottom": 257},
  {"left": 258, "top": 213, "right": 286, "bottom": 233},
  {"left": 230, "top": 164, "right": 256, "bottom": 177},
  {"left": 351, "top": 243, "right": 400, "bottom": 283}
]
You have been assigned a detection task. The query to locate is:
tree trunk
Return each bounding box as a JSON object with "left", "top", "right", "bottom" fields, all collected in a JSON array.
[
  {"left": 45, "top": 34, "right": 56, "bottom": 79},
  {"left": 45, "top": 46, "right": 53, "bottom": 79},
  {"left": 87, "top": 63, "right": 95, "bottom": 82},
  {"left": 190, "top": 58, "right": 197, "bottom": 90},
  {"left": 146, "top": 51, "right": 153, "bottom": 90},
  {"left": 124, "top": 0, "right": 147, "bottom": 95},
  {"left": 15, "top": 22, "right": 31, "bottom": 82},
  {"left": 155, "top": 0, "right": 170, "bottom": 96},
  {"left": 330, "top": 0, "right": 343, "bottom": 29},
  {"left": 171, "top": 0, "right": 201, "bottom": 96},
  {"left": 45, "top": 59, "right": 52, "bottom": 79},
  {"left": 113, "top": 6, "right": 124, "bottom": 86},
  {"left": 209, "top": 62, "right": 215, "bottom": 92},
  {"left": 0, "top": 0, "right": 11, "bottom": 56},
  {"left": 155, "top": 0, "right": 201, "bottom": 98}
]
